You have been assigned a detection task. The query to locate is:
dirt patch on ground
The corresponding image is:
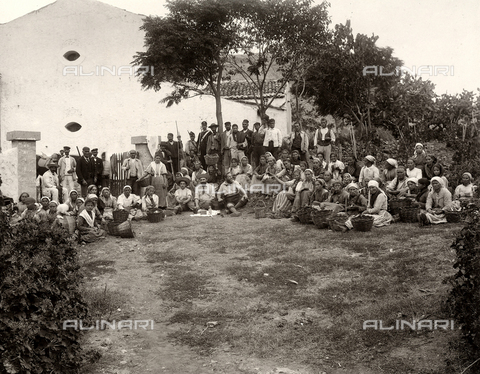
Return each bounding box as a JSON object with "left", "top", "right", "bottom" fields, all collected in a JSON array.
[{"left": 80, "top": 214, "right": 461, "bottom": 374}]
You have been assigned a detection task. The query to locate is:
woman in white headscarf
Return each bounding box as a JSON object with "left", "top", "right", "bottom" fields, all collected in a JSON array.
[
  {"left": 346, "top": 180, "right": 392, "bottom": 229},
  {"left": 454, "top": 172, "right": 475, "bottom": 201},
  {"left": 412, "top": 143, "right": 427, "bottom": 169},
  {"left": 358, "top": 156, "right": 380, "bottom": 188},
  {"left": 144, "top": 154, "right": 168, "bottom": 208},
  {"left": 382, "top": 158, "right": 397, "bottom": 183},
  {"left": 418, "top": 176, "right": 452, "bottom": 226}
]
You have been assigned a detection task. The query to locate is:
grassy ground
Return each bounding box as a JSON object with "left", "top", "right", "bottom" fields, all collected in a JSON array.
[{"left": 80, "top": 211, "right": 464, "bottom": 374}]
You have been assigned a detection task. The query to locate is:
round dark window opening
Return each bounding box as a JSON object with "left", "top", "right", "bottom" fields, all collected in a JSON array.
[
  {"left": 63, "top": 51, "right": 81, "bottom": 62},
  {"left": 65, "top": 122, "right": 82, "bottom": 132}
]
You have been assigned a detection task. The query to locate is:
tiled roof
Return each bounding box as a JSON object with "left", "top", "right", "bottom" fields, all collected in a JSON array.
[{"left": 219, "top": 80, "right": 285, "bottom": 100}]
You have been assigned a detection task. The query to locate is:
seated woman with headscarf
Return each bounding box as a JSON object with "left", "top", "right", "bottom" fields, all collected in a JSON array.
[
  {"left": 20, "top": 197, "right": 38, "bottom": 221},
  {"left": 342, "top": 173, "right": 353, "bottom": 189},
  {"left": 98, "top": 187, "right": 117, "bottom": 220},
  {"left": 276, "top": 158, "right": 295, "bottom": 182},
  {"left": 328, "top": 179, "right": 349, "bottom": 206},
  {"left": 252, "top": 155, "right": 268, "bottom": 185},
  {"left": 398, "top": 177, "right": 418, "bottom": 198},
  {"left": 346, "top": 180, "right": 392, "bottom": 229},
  {"left": 292, "top": 169, "right": 315, "bottom": 213},
  {"left": 87, "top": 184, "right": 98, "bottom": 196},
  {"left": 35, "top": 196, "right": 51, "bottom": 223},
  {"left": 386, "top": 166, "right": 409, "bottom": 198},
  {"left": 413, "top": 143, "right": 427, "bottom": 169},
  {"left": 323, "top": 170, "right": 334, "bottom": 192},
  {"left": 422, "top": 155, "right": 437, "bottom": 180},
  {"left": 144, "top": 154, "right": 168, "bottom": 208},
  {"left": 454, "top": 172, "right": 476, "bottom": 201},
  {"left": 418, "top": 176, "right": 452, "bottom": 226},
  {"left": 141, "top": 185, "right": 159, "bottom": 213},
  {"left": 411, "top": 178, "right": 430, "bottom": 209},
  {"left": 406, "top": 158, "right": 423, "bottom": 179},
  {"left": 271, "top": 169, "right": 302, "bottom": 216},
  {"left": 311, "top": 157, "right": 325, "bottom": 179},
  {"left": 308, "top": 178, "right": 329, "bottom": 205},
  {"left": 431, "top": 164, "right": 449, "bottom": 191},
  {"left": 381, "top": 158, "right": 398, "bottom": 184},
  {"left": 345, "top": 183, "right": 367, "bottom": 215},
  {"left": 65, "top": 190, "right": 80, "bottom": 215},
  {"left": 359, "top": 156, "right": 380, "bottom": 188},
  {"left": 228, "top": 158, "right": 242, "bottom": 180},
  {"left": 235, "top": 156, "right": 253, "bottom": 190},
  {"left": 77, "top": 197, "right": 106, "bottom": 243},
  {"left": 117, "top": 185, "right": 142, "bottom": 220}
]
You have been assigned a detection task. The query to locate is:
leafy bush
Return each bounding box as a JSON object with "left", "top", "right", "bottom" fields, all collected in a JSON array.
[
  {"left": 0, "top": 214, "right": 89, "bottom": 374},
  {"left": 445, "top": 209, "right": 480, "bottom": 361}
]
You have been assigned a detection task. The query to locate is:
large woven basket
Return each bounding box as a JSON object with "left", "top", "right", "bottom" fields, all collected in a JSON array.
[
  {"left": 146, "top": 210, "right": 165, "bottom": 223},
  {"left": 389, "top": 198, "right": 412, "bottom": 215},
  {"left": 327, "top": 213, "right": 349, "bottom": 231},
  {"left": 205, "top": 154, "right": 220, "bottom": 166},
  {"left": 107, "top": 221, "right": 135, "bottom": 238},
  {"left": 351, "top": 215, "right": 374, "bottom": 232},
  {"left": 254, "top": 200, "right": 267, "bottom": 219},
  {"left": 445, "top": 210, "right": 462, "bottom": 223},
  {"left": 399, "top": 206, "right": 419, "bottom": 223},
  {"left": 311, "top": 209, "right": 332, "bottom": 229},
  {"left": 113, "top": 209, "right": 129, "bottom": 223},
  {"left": 297, "top": 207, "right": 314, "bottom": 224}
]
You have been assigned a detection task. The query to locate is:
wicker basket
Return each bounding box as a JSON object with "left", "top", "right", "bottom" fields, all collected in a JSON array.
[
  {"left": 137, "top": 175, "right": 152, "bottom": 188},
  {"left": 146, "top": 210, "right": 165, "bottom": 223},
  {"left": 297, "top": 207, "right": 314, "bottom": 224},
  {"left": 327, "top": 213, "right": 349, "bottom": 231},
  {"left": 445, "top": 210, "right": 462, "bottom": 223},
  {"left": 311, "top": 209, "right": 332, "bottom": 229},
  {"left": 399, "top": 206, "right": 419, "bottom": 223},
  {"left": 113, "top": 209, "right": 129, "bottom": 223},
  {"left": 107, "top": 221, "right": 135, "bottom": 238},
  {"left": 254, "top": 200, "right": 267, "bottom": 219},
  {"left": 351, "top": 215, "right": 374, "bottom": 232},
  {"left": 205, "top": 154, "right": 220, "bottom": 166},
  {"left": 389, "top": 198, "right": 412, "bottom": 215}
]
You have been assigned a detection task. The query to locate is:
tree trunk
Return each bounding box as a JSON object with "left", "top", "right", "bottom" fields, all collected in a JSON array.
[{"left": 215, "top": 94, "right": 224, "bottom": 134}]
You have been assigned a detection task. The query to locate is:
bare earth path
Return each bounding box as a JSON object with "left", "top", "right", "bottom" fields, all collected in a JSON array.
[{"left": 80, "top": 212, "right": 458, "bottom": 374}]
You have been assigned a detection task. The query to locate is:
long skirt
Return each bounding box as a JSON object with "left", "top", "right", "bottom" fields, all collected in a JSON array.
[
  {"left": 152, "top": 176, "right": 167, "bottom": 208},
  {"left": 79, "top": 227, "right": 106, "bottom": 243},
  {"left": 424, "top": 210, "right": 447, "bottom": 224},
  {"left": 293, "top": 190, "right": 311, "bottom": 211},
  {"left": 272, "top": 191, "right": 295, "bottom": 213}
]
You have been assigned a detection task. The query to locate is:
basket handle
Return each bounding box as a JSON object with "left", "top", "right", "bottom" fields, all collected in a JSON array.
[{"left": 255, "top": 200, "right": 266, "bottom": 208}]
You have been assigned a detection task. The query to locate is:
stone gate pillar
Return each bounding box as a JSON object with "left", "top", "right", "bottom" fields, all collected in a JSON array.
[{"left": 6, "top": 131, "right": 41, "bottom": 201}]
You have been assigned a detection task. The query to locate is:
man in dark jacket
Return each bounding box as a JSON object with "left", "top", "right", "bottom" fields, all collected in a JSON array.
[
  {"left": 76, "top": 147, "right": 95, "bottom": 197},
  {"left": 197, "top": 121, "right": 211, "bottom": 169},
  {"left": 90, "top": 148, "right": 104, "bottom": 190},
  {"left": 164, "top": 133, "right": 181, "bottom": 175}
]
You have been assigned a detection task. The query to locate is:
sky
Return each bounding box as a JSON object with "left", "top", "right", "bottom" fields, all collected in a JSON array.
[{"left": 1, "top": 0, "right": 479, "bottom": 95}]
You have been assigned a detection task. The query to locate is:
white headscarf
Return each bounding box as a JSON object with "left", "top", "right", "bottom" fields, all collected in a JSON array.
[
  {"left": 368, "top": 180, "right": 379, "bottom": 188},
  {"left": 406, "top": 177, "right": 418, "bottom": 185},
  {"left": 431, "top": 176, "right": 445, "bottom": 187}
]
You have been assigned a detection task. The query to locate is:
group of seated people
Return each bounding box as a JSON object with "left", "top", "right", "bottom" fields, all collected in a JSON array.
[{"left": 7, "top": 142, "right": 477, "bottom": 241}]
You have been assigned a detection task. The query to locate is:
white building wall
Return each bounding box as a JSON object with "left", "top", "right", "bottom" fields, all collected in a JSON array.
[{"left": 0, "top": 0, "right": 287, "bottom": 157}]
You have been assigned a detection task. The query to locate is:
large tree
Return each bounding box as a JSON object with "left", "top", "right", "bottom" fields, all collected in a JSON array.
[
  {"left": 132, "top": 0, "right": 242, "bottom": 131},
  {"left": 227, "top": 0, "right": 330, "bottom": 120},
  {"left": 301, "top": 21, "right": 403, "bottom": 137}
]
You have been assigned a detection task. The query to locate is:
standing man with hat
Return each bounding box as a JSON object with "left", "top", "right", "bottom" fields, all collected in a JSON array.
[
  {"left": 206, "top": 123, "right": 220, "bottom": 155},
  {"left": 314, "top": 118, "right": 336, "bottom": 163},
  {"left": 122, "top": 150, "right": 144, "bottom": 196},
  {"left": 58, "top": 146, "right": 77, "bottom": 194},
  {"left": 241, "top": 119, "right": 253, "bottom": 163},
  {"left": 197, "top": 121, "right": 211, "bottom": 170},
  {"left": 43, "top": 163, "right": 68, "bottom": 203},
  {"left": 76, "top": 147, "right": 95, "bottom": 197},
  {"left": 164, "top": 133, "right": 181, "bottom": 175},
  {"left": 90, "top": 148, "right": 103, "bottom": 190}
]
